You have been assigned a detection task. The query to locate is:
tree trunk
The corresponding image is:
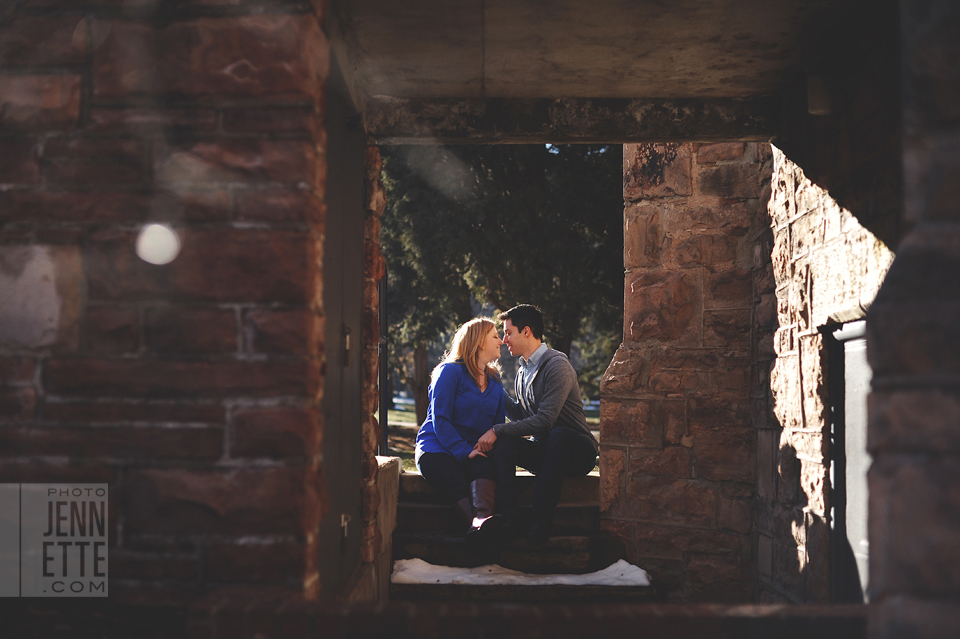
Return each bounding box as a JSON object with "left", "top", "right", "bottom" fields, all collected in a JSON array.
[{"left": 413, "top": 343, "right": 429, "bottom": 425}]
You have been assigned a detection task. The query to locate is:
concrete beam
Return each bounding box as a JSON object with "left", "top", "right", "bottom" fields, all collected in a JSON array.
[{"left": 364, "top": 97, "right": 778, "bottom": 144}]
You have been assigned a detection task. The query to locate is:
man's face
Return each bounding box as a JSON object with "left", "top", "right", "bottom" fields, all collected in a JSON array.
[{"left": 502, "top": 319, "right": 528, "bottom": 357}]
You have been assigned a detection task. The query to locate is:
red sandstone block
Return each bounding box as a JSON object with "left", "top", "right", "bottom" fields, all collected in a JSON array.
[
  {"left": 0, "top": 424, "right": 223, "bottom": 460},
  {"left": 111, "top": 550, "right": 199, "bottom": 581},
  {"left": 222, "top": 106, "right": 315, "bottom": 135},
  {"left": 697, "top": 143, "right": 745, "bottom": 164},
  {"left": 599, "top": 519, "right": 638, "bottom": 563},
  {"left": 692, "top": 427, "right": 756, "bottom": 483},
  {"left": 0, "top": 17, "right": 87, "bottom": 66},
  {"left": 756, "top": 429, "right": 779, "bottom": 501},
  {"left": 663, "top": 400, "right": 687, "bottom": 444},
  {"left": 34, "top": 227, "right": 85, "bottom": 245},
  {"left": 43, "top": 401, "right": 224, "bottom": 423},
  {"left": 86, "top": 306, "right": 139, "bottom": 354},
  {"left": 661, "top": 202, "right": 753, "bottom": 234},
  {"left": 705, "top": 269, "right": 752, "bottom": 308},
  {"left": 178, "top": 191, "right": 231, "bottom": 223},
  {"left": 0, "top": 461, "right": 115, "bottom": 484},
  {"left": 624, "top": 270, "right": 700, "bottom": 344},
  {"left": 43, "top": 136, "right": 143, "bottom": 159},
  {"left": 0, "top": 357, "right": 35, "bottom": 384},
  {"left": 43, "top": 358, "right": 309, "bottom": 398},
  {"left": 245, "top": 309, "right": 309, "bottom": 354},
  {"left": 657, "top": 349, "right": 721, "bottom": 371},
  {"left": 0, "top": 138, "right": 39, "bottom": 184},
  {"left": 156, "top": 139, "right": 315, "bottom": 185},
  {"left": 0, "top": 190, "right": 150, "bottom": 224},
  {"left": 685, "top": 554, "right": 754, "bottom": 603},
  {"left": 868, "top": 304, "right": 960, "bottom": 378},
  {"left": 232, "top": 406, "right": 312, "bottom": 460},
  {"left": 364, "top": 246, "right": 386, "bottom": 281},
  {"left": 719, "top": 496, "right": 754, "bottom": 534},
  {"left": 635, "top": 523, "right": 748, "bottom": 560},
  {"left": 600, "top": 400, "right": 663, "bottom": 447},
  {"left": 0, "top": 387, "right": 36, "bottom": 420},
  {"left": 630, "top": 446, "right": 693, "bottom": 479},
  {"left": 870, "top": 389, "right": 960, "bottom": 454},
  {"left": 687, "top": 396, "right": 751, "bottom": 433},
  {"left": 0, "top": 75, "right": 81, "bottom": 129},
  {"left": 622, "top": 476, "right": 717, "bottom": 527},
  {"left": 234, "top": 187, "right": 320, "bottom": 223},
  {"left": 85, "top": 229, "right": 309, "bottom": 303},
  {"left": 623, "top": 143, "right": 693, "bottom": 200},
  {"left": 93, "top": 16, "right": 326, "bottom": 100},
  {"left": 623, "top": 203, "right": 662, "bottom": 269},
  {"left": 145, "top": 307, "right": 237, "bottom": 353},
  {"left": 43, "top": 158, "right": 144, "bottom": 185},
  {"left": 206, "top": 541, "right": 303, "bottom": 584},
  {"left": 697, "top": 163, "right": 761, "bottom": 199},
  {"left": 121, "top": 468, "right": 305, "bottom": 535},
  {"left": 703, "top": 309, "right": 752, "bottom": 349},
  {"left": 663, "top": 233, "right": 741, "bottom": 269},
  {"left": 88, "top": 107, "right": 218, "bottom": 133}
]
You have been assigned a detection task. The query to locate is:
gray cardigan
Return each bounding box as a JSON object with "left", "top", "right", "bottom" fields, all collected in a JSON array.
[{"left": 492, "top": 349, "right": 599, "bottom": 453}]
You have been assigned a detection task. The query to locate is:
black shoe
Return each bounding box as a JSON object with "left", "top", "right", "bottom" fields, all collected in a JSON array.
[{"left": 525, "top": 521, "right": 550, "bottom": 545}]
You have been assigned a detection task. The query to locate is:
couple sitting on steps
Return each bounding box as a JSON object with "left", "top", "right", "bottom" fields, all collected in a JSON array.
[{"left": 414, "top": 304, "right": 599, "bottom": 552}]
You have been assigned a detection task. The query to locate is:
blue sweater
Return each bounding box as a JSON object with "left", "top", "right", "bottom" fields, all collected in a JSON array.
[{"left": 415, "top": 362, "right": 506, "bottom": 466}]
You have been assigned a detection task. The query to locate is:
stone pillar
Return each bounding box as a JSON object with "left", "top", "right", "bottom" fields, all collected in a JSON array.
[
  {"left": 0, "top": 5, "right": 328, "bottom": 602},
  {"left": 601, "top": 143, "right": 766, "bottom": 602},
  {"left": 867, "top": 1, "right": 960, "bottom": 636}
]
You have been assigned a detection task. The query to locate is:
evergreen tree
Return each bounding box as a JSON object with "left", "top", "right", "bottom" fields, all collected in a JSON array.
[{"left": 381, "top": 144, "right": 624, "bottom": 419}]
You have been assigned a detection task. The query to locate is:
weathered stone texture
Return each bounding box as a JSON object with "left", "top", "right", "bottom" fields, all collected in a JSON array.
[
  {"left": 603, "top": 143, "right": 764, "bottom": 602},
  {"left": 754, "top": 147, "right": 894, "bottom": 604},
  {"left": 0, "top": 3, "right": 330, "bottom": 605}
]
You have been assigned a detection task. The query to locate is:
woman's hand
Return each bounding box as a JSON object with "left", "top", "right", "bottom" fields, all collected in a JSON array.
[{"left": 467, "top": 447, "right": 487, "bottom": 459}]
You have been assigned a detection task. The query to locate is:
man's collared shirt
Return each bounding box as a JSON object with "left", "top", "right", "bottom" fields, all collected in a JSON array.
[{"left": 517, "top": 343, "right": 548, "bottom": 413}]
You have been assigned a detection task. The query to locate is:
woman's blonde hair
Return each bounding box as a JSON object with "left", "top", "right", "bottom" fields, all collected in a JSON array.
[{"left": 433, "top": 317, "right": 502, "bottom": 387}]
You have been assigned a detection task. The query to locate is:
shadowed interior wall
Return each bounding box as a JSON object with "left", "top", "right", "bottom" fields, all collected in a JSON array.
[{"left": 0, "top": 4, "right": 330, "bottom": 602}]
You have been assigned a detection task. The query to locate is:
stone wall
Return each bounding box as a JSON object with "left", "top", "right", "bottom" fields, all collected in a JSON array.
[
  {"left": 340, "top": 145, "right": 392, "bottom": 601},
  {"left": 755, "top": 147, "right": 894, "bottom": 603},
  {"left": 0, "top": 3, "right": 330, "bottom": 602},
  {"left": 601, "top": 142, "right": 767, "bottom": 602},
  {"left": 867, "top": 1, "right": 960, "bottom": 636}
]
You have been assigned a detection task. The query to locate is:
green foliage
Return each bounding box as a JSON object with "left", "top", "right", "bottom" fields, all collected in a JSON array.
[{"left": 380, "top": 144, "right": 624, "bottom": 398}]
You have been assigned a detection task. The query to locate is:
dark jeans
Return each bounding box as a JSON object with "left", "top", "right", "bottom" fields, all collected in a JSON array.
[
  {"left": 493, "top": 427, "right": 597, "bottom": 525},
  {"left": 418, "top": 451, "right": 496, "bottom": 504}
]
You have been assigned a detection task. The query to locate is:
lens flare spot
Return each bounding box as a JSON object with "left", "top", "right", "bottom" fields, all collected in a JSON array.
[{"left": 135, "top": 224, "right": 180, "bottom": 265}]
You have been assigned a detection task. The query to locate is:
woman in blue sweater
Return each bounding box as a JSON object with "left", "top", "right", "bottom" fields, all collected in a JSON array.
[{"left": 415, "top": 317, "right": 506, "bottom": 544}]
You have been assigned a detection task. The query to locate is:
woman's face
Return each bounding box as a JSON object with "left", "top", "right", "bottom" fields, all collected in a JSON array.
[{"left": 477, "top": 326, "right": 503, "bottom": 365}]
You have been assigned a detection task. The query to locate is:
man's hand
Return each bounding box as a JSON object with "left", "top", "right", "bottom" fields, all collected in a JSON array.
[
  {"left": 477, "top": 428, "right": 497, "bottom": 452},
  {"left": 467, "top": 447, "right": 487, "bottom": 459}
]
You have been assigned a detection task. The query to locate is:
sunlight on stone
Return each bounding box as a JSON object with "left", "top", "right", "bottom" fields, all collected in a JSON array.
[{"left": 136, "top": 224, "right": 180, "bottom": 265}]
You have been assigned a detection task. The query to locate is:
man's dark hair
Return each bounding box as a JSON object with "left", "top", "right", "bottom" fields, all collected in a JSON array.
[{"left": 498, "top": 304, "right": 544, "bottom": 340}]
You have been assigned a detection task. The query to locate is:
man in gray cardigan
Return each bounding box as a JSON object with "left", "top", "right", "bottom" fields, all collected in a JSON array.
[{"left": 475, "top": 305, "right": 599, "bottom": 543}]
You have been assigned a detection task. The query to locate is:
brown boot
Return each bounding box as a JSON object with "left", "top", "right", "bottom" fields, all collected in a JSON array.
[
  {"left": 454, "top": 497, "right": 473, "bottom": 529},
  {"left": 466, "top": 479, "right": 504, "bottom": 547}
]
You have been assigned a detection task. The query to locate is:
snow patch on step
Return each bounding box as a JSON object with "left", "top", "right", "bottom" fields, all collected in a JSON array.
[{"left": 391, "top": 558, "right": 650, "bottom": 587}]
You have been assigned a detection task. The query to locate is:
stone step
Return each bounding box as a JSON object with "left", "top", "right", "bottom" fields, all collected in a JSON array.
[
  {"left": 393, "top": 532, "right": 626, "bottom": 575},
  {"left": 390, "top": 582, "right": 659, "bottom": 603},
  {"left": 396, "top": 502, "right": 600, "bottom": 535},
  {"left": 398, "top": 470, "right": 599, "bottom": 505}
]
